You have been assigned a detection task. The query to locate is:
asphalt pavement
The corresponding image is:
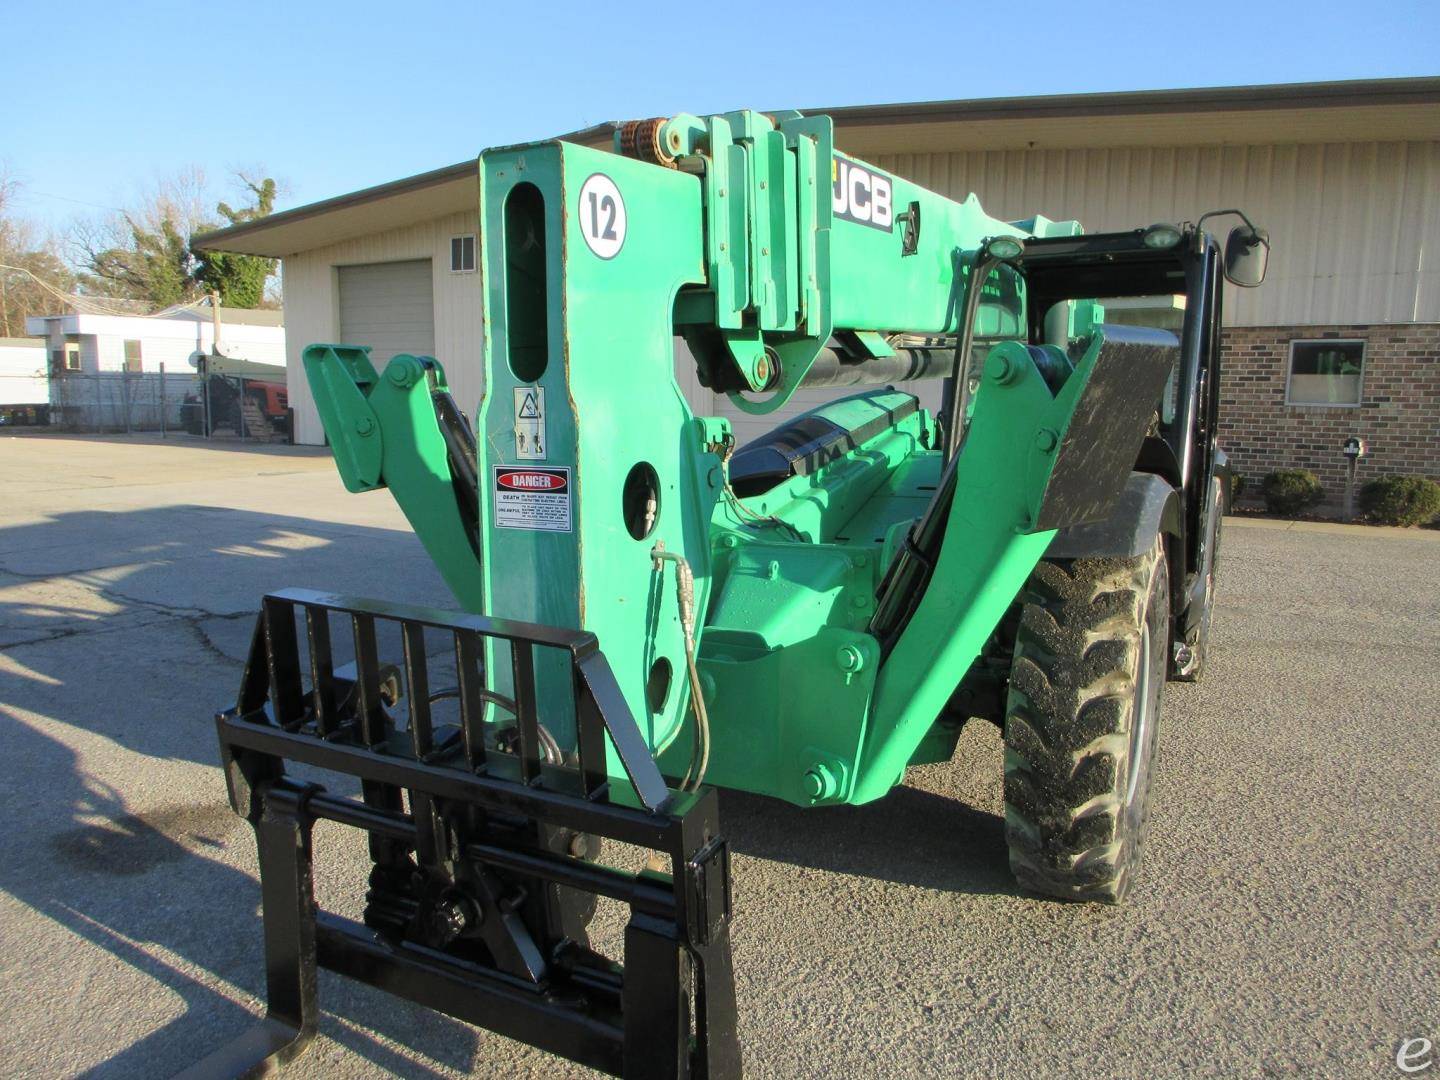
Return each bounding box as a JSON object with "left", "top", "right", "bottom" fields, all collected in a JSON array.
[{"left": 1, "top": 433, "right": 1435, "bottom": 1078}]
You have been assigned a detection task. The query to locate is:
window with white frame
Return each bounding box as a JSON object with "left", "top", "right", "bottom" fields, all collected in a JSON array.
[
  {"left": 450, "top": 235, "right": 476, "bottom": 273},
  {"left": 1287, "top": 339, "right": 1364, "bottom": 407}
]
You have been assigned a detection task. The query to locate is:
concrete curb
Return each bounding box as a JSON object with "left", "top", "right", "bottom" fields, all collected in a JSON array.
[{"left": 1224, "top": 514, "right": 1440, "bottom": 539}]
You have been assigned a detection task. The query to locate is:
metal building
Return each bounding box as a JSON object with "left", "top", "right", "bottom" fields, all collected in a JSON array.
[{"left": 194, "top": 77, "right": 1440, "bottom": 493}]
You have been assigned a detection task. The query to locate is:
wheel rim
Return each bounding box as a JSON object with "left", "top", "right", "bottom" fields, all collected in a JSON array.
[{"left": 1123, "top": 623, "right": 1160, "bottom": 821}]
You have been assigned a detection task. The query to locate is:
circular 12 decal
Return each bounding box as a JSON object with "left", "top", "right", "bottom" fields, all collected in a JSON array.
[{"left": 578, "top": 173, "right": 626, "bottom": 259}]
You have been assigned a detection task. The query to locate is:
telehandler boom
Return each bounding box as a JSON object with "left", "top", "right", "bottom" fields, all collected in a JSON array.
[{"left": 190, "top": 109, "right": 1267, "bottom": 1078}]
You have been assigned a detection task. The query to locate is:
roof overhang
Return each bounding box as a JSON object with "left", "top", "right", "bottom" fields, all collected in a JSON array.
[
  {"left": 194, "top": 78, "right": 1440, "bottom": 259},
  {"left": 192, "top": 123, "right": 614, "bottom": 259},
  {"left": 823, "top": 78, "right": 1440, "bottom": 156}
]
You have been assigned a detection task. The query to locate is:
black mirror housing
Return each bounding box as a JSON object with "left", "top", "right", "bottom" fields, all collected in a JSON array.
[{"left": 1224, "top": 224, "right": 1270, "bottom": 287}]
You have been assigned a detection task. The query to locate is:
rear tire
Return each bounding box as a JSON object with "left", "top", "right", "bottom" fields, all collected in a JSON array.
[{"left": 1003, "top": 536, "right": 1169, "bottom": 902}]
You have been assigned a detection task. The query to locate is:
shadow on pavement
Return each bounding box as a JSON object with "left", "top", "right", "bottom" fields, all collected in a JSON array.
[
  {"left": 0, "top": 499, "right": 1020, "bottom": 1077},
  {"left": 719, "top": 772, "right": 1017, "bottom": 897},
  {"left": 0, "top": 504, "right": 479, "bottom": 1076}
]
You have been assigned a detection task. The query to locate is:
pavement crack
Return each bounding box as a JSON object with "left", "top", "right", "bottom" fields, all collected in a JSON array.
[{"left": 1, "top": 557, "right": 254, "bottom": 665}]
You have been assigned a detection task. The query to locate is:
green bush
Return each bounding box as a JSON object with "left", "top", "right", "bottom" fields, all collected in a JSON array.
[
  {"left": 1230, "top": 472, "right": 1247, "bottom": 503},
  {"left": 1261, "top": 469, "right": 1324, "bottom": 516},
  {"left": 1358, "top": 474, "right": 1440, "bottom": 527}
]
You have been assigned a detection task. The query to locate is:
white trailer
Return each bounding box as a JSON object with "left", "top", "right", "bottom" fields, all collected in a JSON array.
[{"left": 0, "top": 338, "right": 50, "bottom": 424}]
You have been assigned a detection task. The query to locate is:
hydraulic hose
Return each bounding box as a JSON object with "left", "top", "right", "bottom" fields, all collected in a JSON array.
[{"left": 650, "top": 542, "right": 710, "bottom": 792}]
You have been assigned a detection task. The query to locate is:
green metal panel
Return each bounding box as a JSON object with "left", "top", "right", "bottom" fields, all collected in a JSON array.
[
  {"left": 477, "top": 141, "right": 711, "bottom": 762},
  {"left": 300, "top": 108, "right": 1149, "bottom": 812}
]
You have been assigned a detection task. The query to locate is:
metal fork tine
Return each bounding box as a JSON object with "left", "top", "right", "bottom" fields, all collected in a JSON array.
[{"left": 455, "top": 633, "right": 487, "bottom": 771}]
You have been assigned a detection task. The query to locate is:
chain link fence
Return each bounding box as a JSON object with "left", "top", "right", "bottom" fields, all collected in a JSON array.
[{"left": 43, "top": 370, "right": 292, "bottom": 442}]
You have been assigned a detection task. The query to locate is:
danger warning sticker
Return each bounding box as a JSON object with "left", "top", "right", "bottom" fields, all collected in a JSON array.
[{"left": 493, "top": 466, "right": 571, "bottom": 532}]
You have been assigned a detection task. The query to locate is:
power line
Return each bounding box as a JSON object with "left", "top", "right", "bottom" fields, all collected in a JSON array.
[
  {"left": 0, "top": 262, "right": 213, "bottom": 319},
  {"left": 26, "top": 190, "right": 125, "bottom": 213}
]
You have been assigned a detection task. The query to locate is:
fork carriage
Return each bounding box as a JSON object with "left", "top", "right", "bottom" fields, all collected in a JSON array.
[{"left": 185, "top": 588, "right": 740, "bottom": 1080}]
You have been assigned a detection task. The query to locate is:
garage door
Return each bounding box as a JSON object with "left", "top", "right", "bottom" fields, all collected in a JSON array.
[{"left": 338, "top": 259, "right": 435, "bottom": 363}]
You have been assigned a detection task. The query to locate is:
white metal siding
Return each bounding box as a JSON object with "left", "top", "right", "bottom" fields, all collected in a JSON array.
[
  {"left": 281, "top": 211, "right": 483, "bottom": 444},
  {"left": 338, "top": 259, "right": 436, "bottom": 364},
  {"left": 280, "top": 139, "right": 1439, "bottom": 445},
  {"left": 872, "top": 140, "right": 1440, "bottom": 328}
]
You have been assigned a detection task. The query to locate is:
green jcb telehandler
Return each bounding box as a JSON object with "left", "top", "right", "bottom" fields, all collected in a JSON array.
[{"left": 188, "top": 110, "right": 1268, "bottom": 1078}]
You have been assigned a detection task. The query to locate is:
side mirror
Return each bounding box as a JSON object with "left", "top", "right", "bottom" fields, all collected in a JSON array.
[{"left": 1224, "top": 224, "right": 1270, "bottom": 287}]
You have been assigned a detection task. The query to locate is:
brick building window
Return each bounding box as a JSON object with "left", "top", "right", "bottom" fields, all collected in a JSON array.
[{"left": 1287, "top": 339, "right": 1364, "bottom": 407}]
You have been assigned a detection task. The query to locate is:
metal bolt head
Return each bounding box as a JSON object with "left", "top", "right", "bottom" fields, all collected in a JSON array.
[
  {"left": 754, "top": 355, "right": 771, "bottom": 384},
  {"left": 802, "top": 769, "right": 825, "bottom": 800},
  {"left": 355, "top": 416, "right": 375, "bottom": 436},
  {"left": 986, "top": 353, "right": 1016, "bottom": 384},
  {"left": 387, "top": 358, "right": 419, "bottom": 389},
  {"left": 432, "top": 896, "right": 474, "bottom": 943},
  {"left": 803, "top": 761, "right": 840, "bottom": 802},
  {"left": 1035, "top": 428, "right": 1059, "bottom": 453},
  {"left": 836, "top": 644, "right": 865, "bottom": 672}
]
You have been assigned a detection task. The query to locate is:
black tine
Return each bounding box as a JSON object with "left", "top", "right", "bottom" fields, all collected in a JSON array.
[
  {"left": 263, "top": 597, "right": 305, "bottom": 729},
  {"left": 402, "top": 622, "right": 432, "bottom": 759},
  {"left": 351, "top": 613, "right": 386, "bottom": 748},
  {"left": 574, "top": 663, "right": 609, "bottom": 800},
  {"left": 305, "top": 606, "right": 336, "bottom": 735},
  {"left": 511, "top": 641, "right": 541, "bottom": 784},
  {"left": 455, "top": 633, "right": 487, "bottom": 771}
]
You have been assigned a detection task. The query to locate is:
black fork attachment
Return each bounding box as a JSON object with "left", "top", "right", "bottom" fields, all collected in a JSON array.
[{"left": 182, "top": 588, "right": 740, "bottom": 1079}]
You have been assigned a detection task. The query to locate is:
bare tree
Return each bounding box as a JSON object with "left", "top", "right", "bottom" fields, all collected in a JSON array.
[
  {"left": 0, "top": 168, "right": 77, "bottom": 336},
  {"left": 70, "top": 167, "right": 214, "bottom": 307}
]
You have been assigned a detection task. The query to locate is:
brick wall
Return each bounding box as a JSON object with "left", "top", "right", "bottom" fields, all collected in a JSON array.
[{"left": 1218, "top": 323, "right": 1440, "bottom": 503}]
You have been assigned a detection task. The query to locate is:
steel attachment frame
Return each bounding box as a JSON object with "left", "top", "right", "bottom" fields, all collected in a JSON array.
[{"left": 182, "top": 588, "right": 739, "bottom": 1079}]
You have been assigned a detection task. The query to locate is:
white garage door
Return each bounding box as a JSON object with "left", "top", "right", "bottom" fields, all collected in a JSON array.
[{"left": 338, "top": 259, "right": 436, "bottom": 363}]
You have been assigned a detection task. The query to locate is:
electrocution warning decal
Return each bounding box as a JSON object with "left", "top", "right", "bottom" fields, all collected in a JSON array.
[{"left": 493, "top": 466, "right": 572, "bottom": 532}]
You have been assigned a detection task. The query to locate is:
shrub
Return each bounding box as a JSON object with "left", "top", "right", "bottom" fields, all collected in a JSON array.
[
  {"left": 1358, "top": 474, "right": 1440, "bottom": 527},
  {"left": 1230, "top": 472, "right": 1247, "bottom": 504},
  {"left": 1261, "top": 469, "right": 1324, "bottom": 516}
]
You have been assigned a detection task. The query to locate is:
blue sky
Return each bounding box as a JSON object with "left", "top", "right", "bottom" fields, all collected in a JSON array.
[{"left": 7, "top": 0, "right": 1439, "bottom": 232}]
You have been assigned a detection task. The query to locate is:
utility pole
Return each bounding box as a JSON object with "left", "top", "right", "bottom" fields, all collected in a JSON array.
[{"left": 210, "top": 291, "right": 223, "bottom": 356}]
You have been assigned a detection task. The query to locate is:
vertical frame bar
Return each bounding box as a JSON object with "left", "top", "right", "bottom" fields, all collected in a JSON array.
[
  {"left": 573, "top": 664, "right": 609, "bottom": 800},
  {"left": 351, "top": 613, "right": 386, "bottom": 747},
  {"left": 455, "top": 632, "right": 488, "bottom": 772},
  {"left": 511, "top": 641, "right": 542, "bottom": 783},
  {"left": 262, "top": 597, "right": 305, "bottom": 728},
  {"left": 352, "top": 612, "right": 407, "bottom": 865},
  {"left": 402, "top": 622, "right": 433, "bottom": 758},
  {"left": 305, "top": 607, "right": 336, "bottom": 735}
]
